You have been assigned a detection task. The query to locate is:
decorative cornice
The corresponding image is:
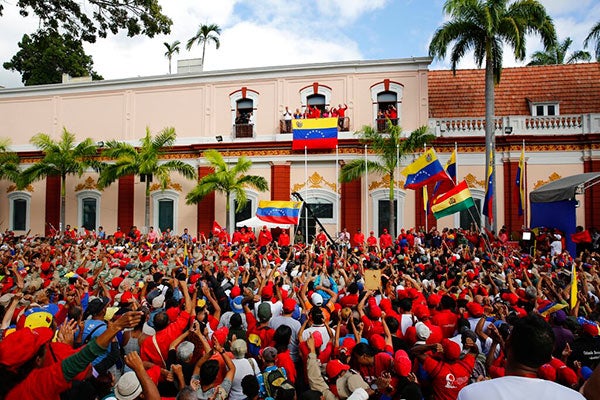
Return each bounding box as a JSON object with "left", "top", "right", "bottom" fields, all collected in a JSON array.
[
  {"left": 292, "top": 172, "right": 337, "bottom": 192},
  {"left": 533, "top": 172, "right": 562, "bottom": 189},
  {"left": 6, "top": 184, "right": 34, "bottom": 193},
  {"left": 150, "top": 178, "right": 183, "bottom": 192},
  {"left": 75, "top": 176, "right": 100, "bottom": 192},
  {"left": 464, "top": 173, "right": 485, "bottom": 188},
  {"left": 368, "top": 174, "right": 404, "bottom": 191}
]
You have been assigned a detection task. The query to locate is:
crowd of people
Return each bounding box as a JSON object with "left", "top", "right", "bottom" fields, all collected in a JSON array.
[
  {"left": 0, "top": 222, "right": 599, "bottom": 400},
  {"left": 281, "top": 104, "right": 349, "bottom": 132}
]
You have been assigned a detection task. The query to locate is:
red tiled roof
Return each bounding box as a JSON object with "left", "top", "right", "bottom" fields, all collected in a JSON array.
[{"left": 428, "top": 62, "right": 600, "bottom": 118}]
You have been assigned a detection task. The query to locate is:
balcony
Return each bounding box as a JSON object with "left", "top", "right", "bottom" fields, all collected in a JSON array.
[
  {"left": 234, "top": 124, "right": 254, "bottom": 138},
  {"left": 279, "top": 117, "right": 350, "bottom": 134},
  {"left": 376, "top": 118, "right": 399, "bottom": 132},
  {"left": 429, "top": 114, "right": 600, "bottom": 137}
]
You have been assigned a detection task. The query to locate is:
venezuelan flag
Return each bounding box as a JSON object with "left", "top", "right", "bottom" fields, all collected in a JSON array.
[
  {"left": 431, "top": 180, "right": 475, "bottom": 219},
  {"left": 256, "top": 200, "right": 303, "bottom": 225},
  {"left": 402, "top": 148, "right": 448, "bottom": 189},
  {"left": 538, "top": 301, "right": 567, "bottom": 317},
  {"left": 433, "top": 150, "right": 457, "bottom": 196},
  {"left": 482, "top": 150, "right": 494, "bottom": 223},
  {"left": 516, "top": 147, "right": 525, "bottom": 216},
  {"left": 292, "top": 117, "right": 338, "bottom": 150}
]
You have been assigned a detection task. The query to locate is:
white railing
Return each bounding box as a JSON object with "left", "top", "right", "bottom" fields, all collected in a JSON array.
[{"left": 429, "top": 113, "right": 600, "bottom": 136}]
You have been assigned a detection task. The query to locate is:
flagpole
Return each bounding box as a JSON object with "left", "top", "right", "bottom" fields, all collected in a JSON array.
[
  {"left": 365, "top": 145, "right": 368, "bottom": 234},
  {"left": 454, "top": 142, "right": 458, "bottom": 185},
  {"left": 305, "top": 146, "right": 309, "bottom": 244},
  {"left": 523, "top": 139, "right": 527, "bottom": 228},
  {"left": 336, "top": 144, "right": 340, "bottom": 237},
  {"left": 424, "top": 144, "right": 427, "bottom": 232},
  {"left": 396, "top": 143, "right": 400, "bottom": 238}
]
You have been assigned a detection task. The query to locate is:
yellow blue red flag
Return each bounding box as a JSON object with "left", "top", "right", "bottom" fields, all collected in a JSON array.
[
  {"left": 292, "top": 117, "right": 338, "bottom": 150},
  {"left": 256, "top": 201, "right": 303, "bottom": 225},
  {"left": 402, "top": 148, "right": 449, "bottom": 189}
]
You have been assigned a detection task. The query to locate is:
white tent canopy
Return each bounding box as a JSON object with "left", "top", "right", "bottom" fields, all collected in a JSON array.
[{"left": 235, "top": 216, "right": 294, "bottom": 230}]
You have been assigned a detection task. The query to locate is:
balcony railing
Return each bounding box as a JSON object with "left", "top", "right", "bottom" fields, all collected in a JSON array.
[
  {"left": 279, "top": 117, "right": 350, "bottom": 134},
  {"left": 429, "top": 114, "right": 600, "bottom": 136},
  {"left": 234, "top": 124, "right": 253, "bottom": 138},
  {"left": 376, "top": 118, "right": 399, "bottom": 132}
]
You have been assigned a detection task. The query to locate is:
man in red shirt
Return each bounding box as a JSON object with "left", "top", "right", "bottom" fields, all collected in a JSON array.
[
  {"left": 140, "top": 279, "right": 192, "bottom": 367},
  {"left": 258, "top": 226, "right": 272, "bottom": 251},
  {"left": 379, "top": 228, "right": 393, "bottom": 249},
  {"left": 352, "top": 228, "right": 365, "bottom": 248},
  {"left": 277, "top": 230, "right": 290, "bottom": 247},
  {"left": 432, "top": 295, "right": 459, "bottom": 338},
  {"left": 366, "top": 231, "right": 378, "bottom": 250},
  {"left": 413, "top": 338, "right": 476, "bottom": 400}
]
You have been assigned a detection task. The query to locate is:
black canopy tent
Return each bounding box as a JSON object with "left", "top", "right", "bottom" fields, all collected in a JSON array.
[{"left": 529, "top": 172, "right": 600, "bottom": 254}]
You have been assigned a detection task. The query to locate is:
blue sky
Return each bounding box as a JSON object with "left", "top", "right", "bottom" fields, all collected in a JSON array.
[{"left": 1, "top": 0, "right": 599, "bottom": 88}]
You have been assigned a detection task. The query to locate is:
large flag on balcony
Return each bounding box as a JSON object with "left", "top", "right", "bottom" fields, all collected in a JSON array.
[
  {"left": 483, "top": 150, "right": 494, "bottom": 224},
  {"left": 431, "top": 180, "right": 475, "bottom": 219},
  {"left": 292, "top": 117, "right": 338, "bottom": 150},
  {"left": 402, "top": 148, "right": 449, "bottom": 189},
  {"left": 256, "top": 201, "right": 303, "bottom": 225},
  {"left": 516, "top": 146, "right": 525, "bottom": 216}
]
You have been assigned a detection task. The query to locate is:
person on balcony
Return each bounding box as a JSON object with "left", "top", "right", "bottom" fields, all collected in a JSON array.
[
  {"left": 337, "top": 103, "right": 348, "bottom": 128},
  {"left": 283, "top": 107, "right": 293, "bottom": 133},
  {"left": 293, "top": 108, "right": 302, "bottom": 119},
  {"left": 248, "top": 112, "right": 255, "bottom": 126}
]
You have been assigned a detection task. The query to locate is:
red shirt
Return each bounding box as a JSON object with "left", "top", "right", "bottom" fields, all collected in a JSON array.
[
  {"left": 276, "top": 349, "right": 297, "bottom": 383},
  {"left": 278, "top": 232, "right": 290, "bottom": 246},
  {"left": 379, "top": 233, "right": 393, "bottom": 249},
  {"left": 361, "top": 315, "right": 384, "bottom": 340},
  {"left": 352, "top": 232, "right": 364, "bottom": 247},
  {"left": 258, "top": 230, "right": 272, "bottom": 247},
  {"left": 367, "top": 235, "right": 378, "bottom": 247},
  {"left": 431, "top": 309, "right": 458, "bottom": 338},
  {"left": 7, "top": 357, "right": 70, "bottom": 400},
  {"left": 140, "top": 310, "right": 191, "bottom": 365},
  {"left": 423, "top": 355, "right": 475, "bottom": 400},
  {"left": 340, "top": 293, "right": 359, "bottom": 308}
]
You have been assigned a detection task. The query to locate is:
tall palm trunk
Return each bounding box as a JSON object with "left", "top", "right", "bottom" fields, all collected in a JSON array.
[
  {"left": 484, "top": 55, "right": 497, "bottom": 232},
  {"left": 168, "top": 57, "right": 172, "bottom": 74},
  {"left": 61, "top": 174, "right": 66, "bottom": 231},
  {"left": 201, "top": 42, "right": 206, "bottom": 70},
  {"left": 145, "top": 179, "right": 151, "bottom": 229}
]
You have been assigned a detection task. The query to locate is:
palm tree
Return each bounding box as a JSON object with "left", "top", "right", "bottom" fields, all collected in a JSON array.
[
  {"left": 186, "top": 23, "right": 221, "bottom": 69},
  {"left": 98, "top": 127, "right": 197, "bottom": 228},
  {"left": 340, "top": 121, "right": 434, "bottom": 236},
  {"left": 528, "top": 37, "right": 591, "bottom": 65},
  {"left": 21, "top": 128, "right": 98, "bottom": 231},
  {"left": 584, "top": 20, "right": 600, "bottom": 60},
  {"left": 429, "top": 0, "right": 556, "bottom": 231},
  {"left": 186, "top": 149, "right": 268, "bottom": 233},
  {"left": 164, "top": 40, "right": 181, "bottom": 74},
  {"left": 0, "top": 139, "right": 20, "bottom": 184}
]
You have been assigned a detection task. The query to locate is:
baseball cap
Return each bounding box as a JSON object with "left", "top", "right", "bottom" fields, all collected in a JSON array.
[
  {"left": 442, "top": 338, "right": 461, "bottom": 361},
  {"left": 394, "top": 350, "right": 412, "bottom": 377},
  {"left": 326, "top": 359, "right": 350, "bottom": 379},
  {"left": 0, "top": 327, "right": 54, "bottom": 370},
  {"left": 152, "top": 294, "right": 165, "bottom": 309},
  {"left": 261, "top": 346, "right": 277, "bottom": 362},
  {"left": 311, "top": 292, "right": 323, "bottom": 307},
  {"left": 283, "top": 298, "right": 297, "bottom": 314},
  {"left": 257, "top": 302, "right": 272, "bottom": 322},
  {"left": 230, "top": 296, "right": 244, "bottom": 314},
  {"left": 115, "top": 371, "right": 142, "bottom": 400}
]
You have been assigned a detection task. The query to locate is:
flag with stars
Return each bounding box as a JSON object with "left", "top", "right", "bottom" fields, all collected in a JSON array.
[
  {"left": 402, "top": 148, "right": 450, "bottom": 189},
  {"left": 256, "top": 200, "right": 303, "bottom": 225},
  {"left": 292, "top": 117, "right": 338, "bottom": 150}
]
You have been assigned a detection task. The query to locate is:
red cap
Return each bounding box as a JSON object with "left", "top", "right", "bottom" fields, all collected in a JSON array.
[
  {"left": 394, "top": 350, "right": 412, "bottom": 377},
  {"left": 0, "top": 327, "right": 54, "bottom": 370},
  {"left": 427, "top": 293, "right": 441, "bottom": 307},
  {"left": 230, "top": 285, "right": 241, "bottom": 298},
  {"left": 442, "top": 338, "right": 461, "bottom": 361},
  {"left": 76, "top": 267, "right": 89, "bottom": 276},
  {"left": 466, "top": 302, "right": 484, "bottom": 318},
  {"left": 40, "top": 262, "right": 52, "bottom": 272},
  {"left": 340, "top": 337, "right": 356, "bottom": 354},
  {"left": 582, "top": 323, "right": 599, "bottom": 337},
  {"left": 414, "top": 304, "right": 430, "bottom": 320},
  {"left": 370, "top": 334, "right": 385, "bottom": 351},
  {"left": 111, "top": 277, "right": 124, "bottom": 289},
  {"left": 326, "top": 359, "right": 350, "bottom": 379},
  {"left": 212, "top": 327, "right": 229, "bottom": 346},
  {"left": 120, "top": 291, "right": 134, "bottom": 303},
  {"left": 261, "top": 285, "right": 274, "bottom": 299},
  {"left": 166, "top": 307, "right": 180, "bottom": 322},
  {"left": 538, "top": 364, "right": 557, "bottom": 381},
  {"left": 557, "top": 366, "right": 578, "bottom": 387},
  {"left": 283, "top": 298, "right": 297, "bottom": 313},
  {"left": 312, "top": 331, "right": 323, "bottom": 348}
]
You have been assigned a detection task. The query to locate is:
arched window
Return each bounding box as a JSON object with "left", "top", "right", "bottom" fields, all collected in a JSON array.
[
  {"left": 76, "top": 190, "right": 101, "bottom": 231},
  {"left": 230, "top": 88, "right": 259, "bottom": 138},
  {"left": 151, "top": 190, "right": 179, "bottom": 234},
  {"left": 370, "top": 80, "right": 404, "bottom": 131},
  {"left": 296, "top": 189, "right": 337, "bottom": 243},
  {"left": 299, "top": 83, "right": 332, "bottom": 111},
  {"left": 370, "top": 188, "right": 406, "bottom": 237},
  {"left": 307, "top": 94, "right": 327, "bottom": 113},
  {"left": 8, "top": 191, "right": 31, "bottom": 232},
  {"left": 229, "top": 191, "right": 260, "bottom": 232}
]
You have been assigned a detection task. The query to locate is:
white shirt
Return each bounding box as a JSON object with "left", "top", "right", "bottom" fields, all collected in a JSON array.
[
  {"left": 230, "top": 358, "right": 260, "bottom": 400},
  {"left": 550, "top": 239, "right": 562, "bottom": 256},
  {"left": 458, "top": 376, "right": 585, "bottom": 400}
]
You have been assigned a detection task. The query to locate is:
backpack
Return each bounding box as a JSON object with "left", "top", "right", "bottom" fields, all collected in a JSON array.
[{"left": 262, "top": 367, "right": 294, "bottom": 398}]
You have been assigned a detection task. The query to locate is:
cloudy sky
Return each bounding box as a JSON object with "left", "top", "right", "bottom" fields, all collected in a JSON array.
[{"left": 1, "top": 0, "right": 598, "bottom": 88}]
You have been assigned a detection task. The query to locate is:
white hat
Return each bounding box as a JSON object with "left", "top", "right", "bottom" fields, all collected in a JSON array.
[
  {"left": 115, "top": 371, "right": 142, "bottom": 400},
  {"left": 152, "top": 294, "right": 165, "bottom": 309},
  {"left": 311, "top": 292, "right": 323, "bottom": 307},
  {"left": 415, "top": 321, "right": 431, "bottom": 344}
]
